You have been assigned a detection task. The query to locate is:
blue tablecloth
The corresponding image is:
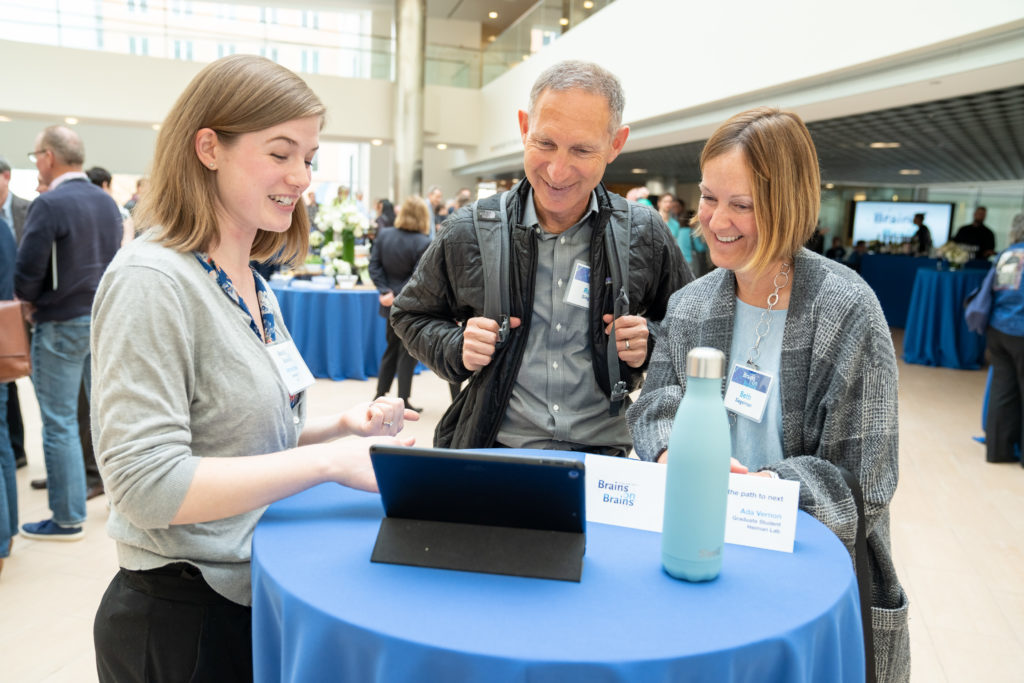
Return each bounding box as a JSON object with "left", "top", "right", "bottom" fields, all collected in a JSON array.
[
  {"left": 903, "top": 268, "right": 987, "bottom": 369},
  {"left": 859, "top": 254, "right": 940, "bottom": 327},
  {"left": 252, "top": 481, "right": 864, "bottom": 682},
  {"left": 859, "top": 254, "right": 990, "bottom": 328},
  {"left": 269, "top": 283, "right": 387, "bottom": 381}
]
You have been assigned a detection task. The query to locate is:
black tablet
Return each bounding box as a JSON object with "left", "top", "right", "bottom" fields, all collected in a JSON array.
[{"left": 368, "top": 445, "right": 586, "bottom": 581}]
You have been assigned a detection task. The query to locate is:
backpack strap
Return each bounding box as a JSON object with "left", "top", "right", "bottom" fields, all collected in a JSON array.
[
  {"left": 473, "top": 191, "right": 512, "bottom": 348},
  {"left": 604, "top": 199, "right": 632, "bottom": 416}
]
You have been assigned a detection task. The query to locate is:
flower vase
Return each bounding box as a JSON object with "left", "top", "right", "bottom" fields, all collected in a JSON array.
[{"left": 341, "top": 230, "right": 356, "bottom": 268}]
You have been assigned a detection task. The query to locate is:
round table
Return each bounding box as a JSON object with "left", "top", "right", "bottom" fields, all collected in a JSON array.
[
  {"left": 903, "top": 267, "right": 988, "bottom": 369},
  {"left": 269, "top": 283, "right": 387, "bottom": 380},
  {"left": 251, "top": 482, "right": 864, "bottom": 682}
]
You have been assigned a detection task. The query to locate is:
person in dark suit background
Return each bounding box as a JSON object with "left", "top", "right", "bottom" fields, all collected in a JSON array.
[
  {"left": 14, "top": 125, "right": 122, "bottom": 541},
  {"left": 952, "top": 206, "right": 996, "bottom": 258},
  {"left": 0, "top": 156, "right": 32, "bottom": 469},
  {"left": 369, "top": 195, "right": 432, "bottom": 413},
  {"left": 910, "top": 212, "right": 932, "bottom": 255}
]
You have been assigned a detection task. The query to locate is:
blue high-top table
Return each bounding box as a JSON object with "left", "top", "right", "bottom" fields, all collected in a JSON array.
[
  {"left": 269, "top": 282, "right": 387, "bottom": 380},
  {"left": 903, "top": 268, "right": 988, "bottom": 369},
  {"left": 251, "top": 476, "right": 865, "bottom": 682}
]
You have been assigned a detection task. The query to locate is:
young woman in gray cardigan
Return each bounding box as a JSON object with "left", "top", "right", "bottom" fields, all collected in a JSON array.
[
  {"left": 628, "top": 108, "right": 909, "bottom": 683},
  {"left": 90, "top": 56, "right": 416, "bottom": 682}
]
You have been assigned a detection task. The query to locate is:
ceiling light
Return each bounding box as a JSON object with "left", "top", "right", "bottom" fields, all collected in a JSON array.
[
  {"left": 892, "top": 194, "right": 899, "bottom": 201},
  {"left": 65, "top": 116, "right": 79, "bottom": 125},
  {"left": 487, "top": 35, "right": 496, "bottom": 42},
  {"left": 0, "top": 115, "right": 11, "bottom": 123},
  {"left": 371, "top": 139, "right": 383, "bottom": 146},
  {"left": 522, "top": 54, "right": 530, "bottom": 61},
  {"left": 868, "top": 141, "right": 900, "bottom": 149},
  {"left": 488, "top": 11, "right": 498, "bottom": 19},
  {"left": 853, "top": 192, "right": 867, "bottom": 201},
  {"left": 436, "top": 143, "right": 448, "bottom": 150},
  {"left": 631, "top": 168, "right": 647, "bottom": 175},
  {"left": 559, "top": 17, "right": 569, "bottom": 26},
  {"left": 583, "top": 0, "right": 594, "bottom": 8},
  {"left": 151, "top": 123, "right": 161, "bottom": 131},
  {"left": 898, "top": 169, "right": 921, "bottom": 175},
  {"left": 824, "top": 183, "right": 834, "bottom": 189}
]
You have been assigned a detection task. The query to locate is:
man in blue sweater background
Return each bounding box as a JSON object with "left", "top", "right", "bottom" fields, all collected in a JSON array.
[{"left": 14, "top": 125, "right": 121, "bottom": 541}]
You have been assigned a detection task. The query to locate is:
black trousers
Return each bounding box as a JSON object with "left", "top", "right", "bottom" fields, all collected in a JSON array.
[
  {"left": 94, "top": 564, "right": 253, "bottom": 683},
  {"left": 78, "top": 379, "right": 101, "bottom": 487},
  {"left": 375, "top": 315, "right": 416, "bottom": 401},
  {"left": 986, "top": 326, "right": 1024, "bottom": 463},
  {"left": 6, "top": 382, "right": 25, "bottom": 464}
]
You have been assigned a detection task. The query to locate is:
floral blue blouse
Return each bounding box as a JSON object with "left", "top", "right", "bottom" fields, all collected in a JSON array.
[{"left": 194, "top": 252, "right": 278, "bottom": 343}]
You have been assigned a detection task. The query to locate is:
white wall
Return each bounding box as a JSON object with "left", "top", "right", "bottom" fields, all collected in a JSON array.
[
  {"left": 457, "top": 0, "right": 1024, "bottom": 175},
  {"left": 4, "top": 3, "right": 1024, "bottom": 184}
]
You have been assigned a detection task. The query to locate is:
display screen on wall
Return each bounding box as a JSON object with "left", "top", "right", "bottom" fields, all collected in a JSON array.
[{"left": 849, "top": 201, "right": 954, "bottom": 247}]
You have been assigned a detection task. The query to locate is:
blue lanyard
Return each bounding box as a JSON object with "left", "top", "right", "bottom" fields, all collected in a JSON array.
[{"left": 194, "top": 252, "right": 278, "bottom": 343}]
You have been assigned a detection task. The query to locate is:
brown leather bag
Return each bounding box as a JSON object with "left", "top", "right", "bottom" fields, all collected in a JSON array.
[{"left": 0, "top": 301, "right": 31, "bottom": 383}]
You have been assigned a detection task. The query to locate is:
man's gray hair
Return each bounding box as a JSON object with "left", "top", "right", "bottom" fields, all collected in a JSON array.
[
  {"left": 528, "top": 60, "right": 625, "bottom": 136},
  {"left": 1010, "top": 212, "right": 1024, "bottom": 245},
  {"left": 0, "top": 157, "right": 10, "bottom": 174},
  {"left": 41, "top": 125, "right": 85, "bottom": 166}
]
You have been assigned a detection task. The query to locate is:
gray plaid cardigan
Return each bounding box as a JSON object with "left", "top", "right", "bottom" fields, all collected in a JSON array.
[{"left": 628, "top": 248, "right": 910, "bottom": 683}]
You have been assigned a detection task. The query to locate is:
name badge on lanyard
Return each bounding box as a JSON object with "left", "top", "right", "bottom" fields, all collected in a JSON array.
[
  {"left": 724, "top": 363, "right": 774, "bottom": 423},
  {"left": 266, "top": 339, "right": 316, "bottom": 396},
  {"left": 564, "top": 260, "right": 590, "bottom": 310}
]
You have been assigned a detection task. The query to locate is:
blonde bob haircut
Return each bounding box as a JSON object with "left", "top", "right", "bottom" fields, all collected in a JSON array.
[
  {"left": 394, "top": 195, "right": 430, "bottom": 235},
  {"left": 136, "top": 55, "right": 325, "bottom": 265},
  {"left": 694, "top": 107, "right": 820, "bottom": 279}
]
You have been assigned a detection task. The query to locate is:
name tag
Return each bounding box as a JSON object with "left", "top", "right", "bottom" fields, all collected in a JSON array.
[
  {"left": 564, "top": 260, "right": 590, "bottom": 310},
  {"left": 266, "top": 339, "right": 315, "bottom": 396},
  {"left": 724, "top": 363, "right": 773, "bottom": 423},
  {"left": 724, "top": 474, "right": 800, "bottom": 553}
]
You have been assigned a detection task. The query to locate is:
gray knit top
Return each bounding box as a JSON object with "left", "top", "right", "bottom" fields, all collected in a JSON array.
[{"left": 91, "top": 237, "right": 306, "bottom": 606}]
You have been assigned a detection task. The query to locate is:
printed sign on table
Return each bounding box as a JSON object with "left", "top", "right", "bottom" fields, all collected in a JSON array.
[{"left": 584, "top": 454, "right": 801, "bottom": 552}]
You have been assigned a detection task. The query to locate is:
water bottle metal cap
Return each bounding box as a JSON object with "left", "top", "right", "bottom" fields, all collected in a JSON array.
[{"left": 686, "top": 347, "right": 725, "bottom": 379}]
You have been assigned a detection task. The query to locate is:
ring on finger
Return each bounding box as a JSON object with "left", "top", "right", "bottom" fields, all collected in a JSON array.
[
  {"left": 624, "top": 339, "right": 631, "bottom": 350},
  {"left": 383, "top": 420, "right": 393, "bottom": 427}
]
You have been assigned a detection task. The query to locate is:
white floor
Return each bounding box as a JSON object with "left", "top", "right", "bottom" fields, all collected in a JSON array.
[{"left": 1, "top": 329, "right": 1022, "bottom": 682}]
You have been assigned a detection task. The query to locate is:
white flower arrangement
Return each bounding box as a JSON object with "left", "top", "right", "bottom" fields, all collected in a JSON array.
[
  {"left": 937, "top": 241, "right": 970, "bottom": 265},
  {"left": 353, "top": 244, "right": 370, "bottom": 268},
  {"left": 308, "top": 230, "right": 325, "bottom": 248},
  {"left": 333, "top": 258, "right": 352, "bottom": 276},
  {"left": 315, "top": 201, "right": 369, "bottom": 241},
  {"left": 320, "top": 240, "right": 343, "bottom": 261}
]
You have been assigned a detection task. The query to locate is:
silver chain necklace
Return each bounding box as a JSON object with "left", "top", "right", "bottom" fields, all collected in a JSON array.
[{"left": 745, "top": 261, "right": 791, "bottom": 369}]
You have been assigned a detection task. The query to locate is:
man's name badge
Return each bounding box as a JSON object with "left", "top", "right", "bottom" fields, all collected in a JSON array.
[
  {"left": 724, "top": 363, "right": 773, "bottom": 423},
  {"left": 267, "top": 339, "right": 316, "bottom": 396},
  {"left": 564, "top": 260, "right": 590, "bottom": 309}
]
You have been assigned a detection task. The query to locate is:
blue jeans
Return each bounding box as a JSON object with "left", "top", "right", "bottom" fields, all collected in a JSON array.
[
  {"left": 0, "top": 384, "right": 17, "bottom": 557},
  {"left": 31, "top": 315, "right": 91, "bottom": 526}
]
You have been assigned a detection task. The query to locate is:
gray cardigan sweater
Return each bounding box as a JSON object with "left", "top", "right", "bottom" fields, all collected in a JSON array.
[
  {"left": 627, "top": 248, "right": 910, "bottom": 683},
  {"left": 91, "top": 237, "right": 306, "bottom": 605}
]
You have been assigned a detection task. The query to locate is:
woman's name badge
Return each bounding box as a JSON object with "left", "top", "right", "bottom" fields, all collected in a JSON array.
[
  {"left": 266, "top": 339, "right": 316, "bottom": 396},
  {"left": 724, "top": 363, "right": 773, "bottom": 423},
  {"left": 564, "top": 260, "right": 590, "bottom": 309}
]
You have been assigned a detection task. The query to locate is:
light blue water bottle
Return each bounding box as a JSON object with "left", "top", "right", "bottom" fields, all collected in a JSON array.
[{"left": 661, "top": 347, "right": 731, "bottom": 581}]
